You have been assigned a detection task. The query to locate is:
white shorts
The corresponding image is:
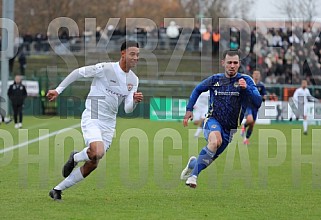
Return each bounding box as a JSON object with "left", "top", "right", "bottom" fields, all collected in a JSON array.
[
  {"left": 81, "top": 111, "right": 115, "bottom": 152},
  {"left": 193, "top": 107, "right": 207, "bottom": 121}
]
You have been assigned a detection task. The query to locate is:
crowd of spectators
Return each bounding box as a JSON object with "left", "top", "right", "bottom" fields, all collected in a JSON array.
[
  {"left": 8, "top": 22, "right": 321, "bottom": 86},
  {"left": 240, "top": 26, "right": 321, "bottom": 86}
]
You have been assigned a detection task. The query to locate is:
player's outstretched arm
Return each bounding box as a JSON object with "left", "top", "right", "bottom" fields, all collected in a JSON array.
[
  {"left": 183, "top": 111, "right": 193, "bottom": 127},
  {"left": 46, "top": 90, "right": 59, "bottom": 102}
]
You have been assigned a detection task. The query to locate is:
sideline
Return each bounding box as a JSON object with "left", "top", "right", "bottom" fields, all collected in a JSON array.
[{"left": 0, "top": 123, "right": 81, "bottom": 154}]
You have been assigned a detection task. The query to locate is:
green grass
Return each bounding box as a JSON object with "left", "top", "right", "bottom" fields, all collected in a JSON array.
[{"left": 1, "top": 117, "right": 321, "bottom": 219}]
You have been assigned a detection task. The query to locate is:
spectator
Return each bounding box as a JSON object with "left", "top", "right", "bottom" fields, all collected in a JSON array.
[
  {"left": 7, "top": 75, "right": 27, "bottom": 129},
  {"left": 276, "top": 104, "right": 283, "bottom": 121},
  {"left": 166, "top": 21, "right": 179, "bottom": 50},
  {"left": 202, "top": 25, "right": 212, "bottom": 55},
  {"left": 18, "top": 50, "right": 27, "bottom": 75},
  {"left": 191, "top": 23, "right": 201, "bottom": 52}
]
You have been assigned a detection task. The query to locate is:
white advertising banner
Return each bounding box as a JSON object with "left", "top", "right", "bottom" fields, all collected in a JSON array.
[{"left": 257, "top": 101, "right": 321, "bottom": 125}]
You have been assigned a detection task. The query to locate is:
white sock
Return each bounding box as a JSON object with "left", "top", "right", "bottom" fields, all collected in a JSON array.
[
  {"left": 54, "top": 167, "right": 84, "bottom": 191},
  {"left": 303, "top": 120, "right": 308, "bottom": 132},
  {"left": 74, "top": 147, "right": 90, "bottom": 162},
  {"left": 194, "top": 127, "right": 203, "bottom": 137}
]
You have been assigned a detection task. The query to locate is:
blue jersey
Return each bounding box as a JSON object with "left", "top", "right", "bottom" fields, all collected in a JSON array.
[
  {"left": 246, "top": 81, "right": 266, "bottom": 114},
  {"left": 186, "top": 73, "right": 262, "bottom": 131},
  {"left": 256, "top": 81, "right": 266, "bottom": 100}
]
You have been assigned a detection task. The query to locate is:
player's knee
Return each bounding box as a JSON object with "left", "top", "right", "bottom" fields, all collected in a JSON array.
[
  {"left": 88, "top": 142, "right": 105, "bottom": 160},
  {"left": 207, "top": 132, "right": 222, "bottom": 151},
  {"left": 247, "top": 117, "right": 254, "bottom": 125}
]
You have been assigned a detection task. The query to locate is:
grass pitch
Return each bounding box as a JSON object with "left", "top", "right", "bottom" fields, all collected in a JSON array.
[{"left": 1, "top": 116, "right": 321, "bottom": 219}]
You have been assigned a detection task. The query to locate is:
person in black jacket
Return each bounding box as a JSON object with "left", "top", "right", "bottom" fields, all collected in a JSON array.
[{"left": 7, "top": 75, "right": 27, "bottom": 128}]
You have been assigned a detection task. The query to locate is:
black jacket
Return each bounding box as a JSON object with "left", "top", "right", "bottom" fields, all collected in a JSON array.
[{"left": 7, "top": 82, "right": 27, "bottom": 105}]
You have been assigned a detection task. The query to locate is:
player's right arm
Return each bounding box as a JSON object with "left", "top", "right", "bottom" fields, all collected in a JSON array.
[
  {"left": 46, "top": 63, "right": 104, "bottom": 102},
  {"left": 292, "top": 89, "right": 299, "bottom": 105},
  {"left": 183, "top": 111, "right": 193, "bottom": 127},
  {"left": 184, "top": 76, "right": 212, "bottom": 126}
]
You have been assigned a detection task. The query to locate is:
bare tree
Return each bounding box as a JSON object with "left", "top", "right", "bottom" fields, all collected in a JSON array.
[
  {"left": 274, "top": 0, "right": 318, "bottom": 22},
  {"left": 180, "top": 0, "right": 233, "bottom": 20},
  {"left": 10, "top": 0, "right": 255, "bottom": 34},
  {"left": 298, "top": 0, "right": 318, "bottom": 22},
  {"left": 228, "top": 0, "right": 255, "bottom": 20},
  {"left": 181, "top": 0, "right": 255, "bottom": 20}
]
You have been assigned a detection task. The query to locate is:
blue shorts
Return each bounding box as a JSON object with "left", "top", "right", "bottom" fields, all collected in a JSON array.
[
  {"left": 203, "top": 118, "right": 235, "bottom": 158},
  {"left": 245, "top": 107, "right": 258, "bottom": 121}
]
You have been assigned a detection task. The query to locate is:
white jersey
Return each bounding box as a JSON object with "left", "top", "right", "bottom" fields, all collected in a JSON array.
[
  {"left": 193, "top": 91, "right": 209, "bottom": 120},
  {"left": 291, "top": 87, "right": 316, "bottom": 117},
  {"left": 292, "top": 87, "right": 312, "bottom": 106},
  {"left": 56, "top": 62, "right": 138, "bottom": 121},
  {"left": 194, "top": 91, "right": 210, "bottom": 110},
  {"left": 55, "top": 62, "right": 139, "bottom": 149}
]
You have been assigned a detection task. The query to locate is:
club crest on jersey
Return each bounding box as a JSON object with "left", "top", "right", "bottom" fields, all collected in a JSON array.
[
  {"left": 234, "top": 82, "right": 239, "bottom": 87},
  {"left": 127, "top": 83, "right": 133, "bottom": 91}
]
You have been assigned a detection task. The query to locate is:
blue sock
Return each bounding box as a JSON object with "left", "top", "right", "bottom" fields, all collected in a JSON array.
[
  {"left": 246, "top": 128, "right": 253, "bottom": 139},
  {"left": 188, "top": 158, "right": 197, "bottom": 169},
  {"left": 191, "top": 147, "right": 215, "bottom": 177}
]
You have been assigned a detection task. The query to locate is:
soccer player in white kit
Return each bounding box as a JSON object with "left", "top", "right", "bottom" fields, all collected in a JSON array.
[
  {"left": 47, "top": 41, "right": 143, "bottom": 200},
  {"left": 192, "top": 91, "right": 209, "bottom": 137},
  {"left": 290, "top": 79, "right": 318, "bottom": 135}
]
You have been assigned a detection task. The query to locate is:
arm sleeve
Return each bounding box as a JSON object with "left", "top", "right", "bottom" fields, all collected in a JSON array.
[
  {"left": 292, "top": 89, "right": 298, "bottom": 104},
  {"left": 261, "top": 85, "right": 267, "bottom": 96},
  {"left": 307, "top": 89, "right": 318, "bottom": 102},
  {"left": 124, "top": 78, "right": 139, "bottom": 113},
  {"left": 244, "top": 76, "right": 262, "bottom": 109},
  {"left": 55, "top": 63, "right": 104, "bottom": 94},
  {"left": 23, "top": 85, "right": 27, "bottom": 99},
  {"left": 186, "top": 76, "right": 211, "bottom": 111},
  {"left": 7, "top": 86, "right": 12, "bottom": 98}
]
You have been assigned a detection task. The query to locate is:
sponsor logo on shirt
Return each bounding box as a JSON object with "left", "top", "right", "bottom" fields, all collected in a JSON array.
[
  {"left": 105, "top": 88, "right": 126, "bottom": 97},
  {"left": 214, "top": 90, "right": 239, "bottom": 96}
]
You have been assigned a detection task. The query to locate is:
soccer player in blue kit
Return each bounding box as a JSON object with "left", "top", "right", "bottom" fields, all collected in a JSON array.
[
  {"left": 241, "top": 70, "right": 267, "bottom": 145},
  {"left": 180, "top": 50, "right": 262, "bottom": 188}
]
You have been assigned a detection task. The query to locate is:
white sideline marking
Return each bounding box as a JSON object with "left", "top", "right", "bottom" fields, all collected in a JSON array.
[{"left": 0, "top": 123, "right": 81, "bottom": 154}]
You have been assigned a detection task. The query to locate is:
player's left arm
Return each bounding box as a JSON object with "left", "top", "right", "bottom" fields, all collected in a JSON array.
[
  {"left": 241, "top": 76, "right": 262, "bottom": 109},
  {"left": 307, "top": 89, "right": 319, "bottom": 102},
  {"left": 124, "top": 78, "right": 143, "bottom": 113},
  {"left": 261, "top": 83, "right": 267, "bottom": 101},
  {"left": 22, "top": 85, "right": 27, "bottom": 100},
  {"left": 186, "top": 76, "right": 211, "bottom": 112}
]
